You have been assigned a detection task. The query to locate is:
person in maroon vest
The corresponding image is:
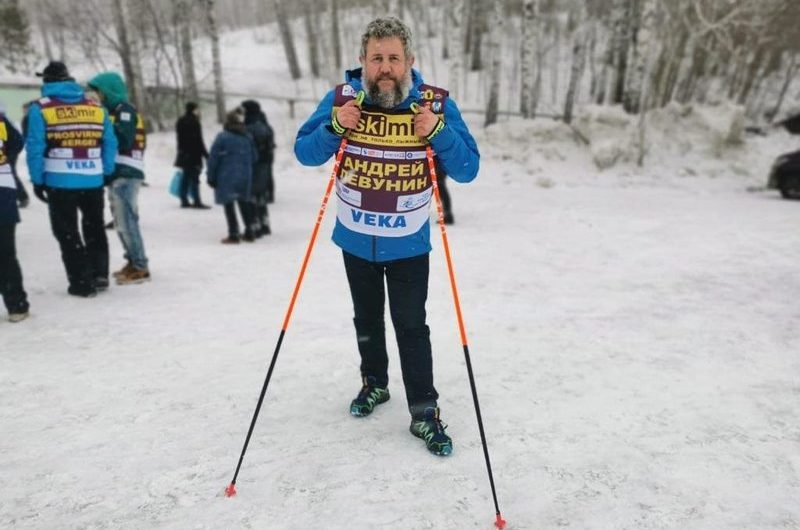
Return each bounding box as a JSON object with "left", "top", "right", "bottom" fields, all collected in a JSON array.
[{"left": 295, "top": 17, "right": 479, "bottom": 456}]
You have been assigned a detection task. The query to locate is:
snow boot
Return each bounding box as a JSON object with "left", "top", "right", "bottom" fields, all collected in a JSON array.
[
  {"left": 409, "top": 405, "right": 453, "bottom": 456},
  {"left": 349, "top": 376, "right": 390, "bottom": 417}
]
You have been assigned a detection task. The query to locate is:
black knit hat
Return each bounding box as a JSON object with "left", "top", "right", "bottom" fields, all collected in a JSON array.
[
  {"left": 35, "top": 61, "right": 73, "bottom": 83},
  {"left": 185, "top": 101, "right": 199, "bottom": 113}
]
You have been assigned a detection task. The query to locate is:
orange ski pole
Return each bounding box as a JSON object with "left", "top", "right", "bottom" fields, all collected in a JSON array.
[
  {"left": 226, "top": 91, "right": 364, "bottom": 498},
  {"left": 413, "top": 102, "right": 506, "bottom": 530}
]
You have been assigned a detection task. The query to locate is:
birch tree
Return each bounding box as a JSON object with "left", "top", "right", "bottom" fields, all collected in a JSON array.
[
  {"left": 203, "top": 0, "right": 225, "bottom": 123},
  {"left": 330, "top": 0, "right": 342, "bottom": 70},
  {"left": 484, "top": 0, "right": 504, "bottom": 127},
  {"left": 520, "top": 0, "right": 537, "bottom": 117},
  {"left": 303, "top": 0, "right": 320, "bottom": 77},
  {"left": 563, "top": 0, "right": 587, "bottom": 124},
  {"left": 447, "top": 0, "right": 464, "bottom": 100},
  {"left": 608, "top": 0, "right": 633, "bottom": 105},
  {"left": 174, "top": 0, "right": 198, "bottom": 102},
  {"left": 111, "top": 0, "right": 147, "bottom": 114},
  {"left": 272, "top": 0, "right": 301, "bottom": 80}
]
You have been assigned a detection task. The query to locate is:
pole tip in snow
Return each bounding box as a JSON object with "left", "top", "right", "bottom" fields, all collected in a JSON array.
[
  {"left": 494, "top": 513, "right": 507, "bottom": 529},
  {"left": 225, "top": 483, "right": 237, "bottom": 497}
]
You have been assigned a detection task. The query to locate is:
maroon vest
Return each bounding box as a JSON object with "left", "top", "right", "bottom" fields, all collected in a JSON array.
[
  {"left": 38, "top": 96, "right": 105, "bottom": 175},
  {"left": 332, "top": 83, "right": 448, "bottom": 237}
]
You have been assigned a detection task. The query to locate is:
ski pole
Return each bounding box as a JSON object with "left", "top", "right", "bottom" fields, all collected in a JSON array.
[
  {"left": 225, "top": 90, "right": 365, "bottom": 498},
  {"left": 412, "top": 102, "right": 507, "bottom": 530}
]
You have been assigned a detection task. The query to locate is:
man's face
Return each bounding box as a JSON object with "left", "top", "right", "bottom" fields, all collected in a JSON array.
[{"left": 361, "top": 36, "right": 414, "bottom": 109}]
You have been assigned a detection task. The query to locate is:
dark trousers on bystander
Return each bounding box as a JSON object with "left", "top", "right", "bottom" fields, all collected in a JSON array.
[
  {"left": 224, "top": 200, "right": 255, "bottom": 239},
  {"left": 0, "top": 224, "right": 29, "bottom": 314},
  {"left": 47, "top": 187, "right": 109, "bottom": 292}
]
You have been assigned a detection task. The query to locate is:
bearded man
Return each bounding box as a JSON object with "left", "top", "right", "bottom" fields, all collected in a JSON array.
[{"left": 294, "top": 17, "right": 479, "bottom": 456}]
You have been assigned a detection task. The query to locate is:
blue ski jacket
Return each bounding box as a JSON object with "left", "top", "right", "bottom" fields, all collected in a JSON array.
[
  {"left": 294, "top": 68, "right": 479, "bottom": 262},
  {"left": 26, "top": 81, "right": 117, "bottom": 189}
]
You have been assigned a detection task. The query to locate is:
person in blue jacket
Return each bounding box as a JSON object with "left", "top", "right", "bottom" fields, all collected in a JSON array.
[
  {"left": 26, "top": 61, "right": 118, "bottom": 297},
  {"left": 0, "top": 111, "right": 30, "bottom": 322},
  {"left": 294, "top": 17, "right": 479, "bottom": 456},
  {"left": 207, "top": 108, "right": 258, "bottom": 244}
]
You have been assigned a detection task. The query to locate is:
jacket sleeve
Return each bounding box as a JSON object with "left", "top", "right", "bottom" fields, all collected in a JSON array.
[
  {"left": 4, "top": 117, "right": 24, "bottom": 164},
  {"left": 206, "top": 135, "right": 221, "bottom": 184},
  {"left": 101, "top": 110, "right": 118, "bottom": 176},
  {"left": 429, "top": 98, "right": 480, "bottom": 183},
  {"left": 25, "top": 104, "right": 46, "bottom": 185},
  {"left": 293, "top": 90, "right": 343, "bottom": 166}
]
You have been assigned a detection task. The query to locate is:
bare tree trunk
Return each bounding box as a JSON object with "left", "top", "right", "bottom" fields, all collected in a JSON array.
[
  {"left": 203, "top": 0, "right": 226, "bottom": 123},
  {"left": 175, "top": 0, "right": 198, "bottom": 102},
  {"left": 737, "top": 45, "right": 766, "bottom": 105},
  {"left": 768, "top": 53, "right": 797, "bottom": 123},
  {"left": 111, "top": 0, "right": 147, "bottom": 114},
  {"left": 520, "top": 0, "right": 536, "bottom": 117},
  {"left": 563, "top": 2, "right": 587, "bottom": 124},
  {"left": 447, "top": 0, "right": 464, "bottom": 100},
  {"left": 303, "top": 0, "right": 320, "bottom": 77},
  {"left": 609, "top": 0, "right": 632, "bottom": 105},
  {"left": 484, "top": 0, "right": 504, "bottom": 127},
  {"left": 531, "top": 35, "right": 544, "bottom": 117},
  {"left": 272, "top": 0, "right": 301, "bottom": 79},
  {"left": 330, "top": 0, "right": 342, "bottom": 68},
  {"left": 625, "top": 0, "right": 658, "bottom": 114}
]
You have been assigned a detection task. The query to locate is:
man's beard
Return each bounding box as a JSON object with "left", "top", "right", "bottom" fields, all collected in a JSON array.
[{"left": 366, "top": 70, "right": 411, "bottom": 109}]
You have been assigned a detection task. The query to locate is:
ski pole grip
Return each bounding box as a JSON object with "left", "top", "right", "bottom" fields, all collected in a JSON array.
[
  {"left": 410, "top": 101, "right": 421, "bottom": 114},
  {"left": 355, "top": 90, "right": 365, "bottom": 108}
]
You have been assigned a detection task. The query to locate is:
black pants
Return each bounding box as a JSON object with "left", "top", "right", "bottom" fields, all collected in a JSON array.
[
  {"left": 180, "top": 166, "right": 202, "bottom": 205},
  {"left": 224, "top": 200, "right": 254, "bottom": 238},
  {"left": 437, "top": 173, "right": 451, "bottom": 214},
  {"left": 47, "top": 187, "right": 109, "bottom": 290},
  {"left": 343, "top": 251, "right": 438, "bottom": 408},
  {"left": 0, "top": 224, "right": 29, "bottom": 314},
  {"left": 13, "top": 172, "right": 29, "bottom": 203}
]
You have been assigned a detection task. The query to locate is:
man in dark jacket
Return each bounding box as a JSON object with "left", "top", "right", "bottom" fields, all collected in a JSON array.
[
  {"left": 88, "top": 71, "right": 151, "bottom": 285},
  {"left": 0, "top": 111, "right": 30, "bottom": 321},
  {"left": 175, "top": 102, "right": 210, "bottom": 208},
  {"left": 26, "top": 61, "right": 118, "bottom": 298}
]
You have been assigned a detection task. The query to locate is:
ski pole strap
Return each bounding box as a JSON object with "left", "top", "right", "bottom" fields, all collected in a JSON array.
[
  {"left": 410, "top": 101, "right": 444, "bottom": 142},
  {"left": 330, "top": 113, "right": 347, "bottom": 136},
  {"left": 425, "top": 118, "right": 445, "bottom": 142},
  {"left": 331, "top": 90, "right": 366, "bottom": 136}
]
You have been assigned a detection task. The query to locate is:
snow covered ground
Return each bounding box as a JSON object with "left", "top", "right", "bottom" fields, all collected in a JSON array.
[
  {"left": 1, "top": 106, "right": 799, "bottom": 530},
  {"left": 2, "top": 11, "right": 800, "bottom": 527}
]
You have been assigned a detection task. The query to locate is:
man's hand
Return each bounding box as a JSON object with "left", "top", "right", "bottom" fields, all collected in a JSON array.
[
  {"left": 33, "top": 184, "right": 49, "bottom": 203},
  {"left": 413, "top": 105, "right": 442, "bottom": 139},
  {"left": 334, "top": 99, "right": 362, "bottom": 131}
]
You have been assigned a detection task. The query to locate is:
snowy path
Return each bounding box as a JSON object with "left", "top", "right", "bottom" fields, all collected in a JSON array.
[{"left": 1, "top": 130, "right": 799, "bottom": 530}]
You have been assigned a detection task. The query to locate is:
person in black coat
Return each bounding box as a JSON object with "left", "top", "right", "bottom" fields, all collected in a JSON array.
[
  {"left": 241, "top": 100, "right": 272, "bottom": 236},
  {"left": 0, "top": 112, "right": 30, "bottom": 322},
  {"left": 174, "top": 102, "right": 210, "bottom": 208}
]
